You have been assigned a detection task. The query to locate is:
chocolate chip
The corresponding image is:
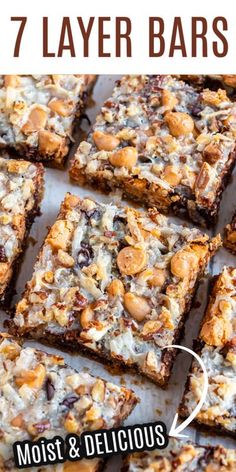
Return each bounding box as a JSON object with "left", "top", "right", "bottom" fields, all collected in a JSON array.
[
  {"left": 32, "top": 420, "right": 51, "bottom": 434},
  {"left": 77, "top": 241, "right": 94, "bottom": 268},
  {"left": 0, "top": 245, "right": 7, "bottom": 263},
  {"left": 45, "top": 377, "right": 55, "bottom": 401},
  {"left": 61, "top": 394, "right": 78, "bottom": 409},
  {"left": 82, "top": 208, "right": 101, "bottom": 222}
]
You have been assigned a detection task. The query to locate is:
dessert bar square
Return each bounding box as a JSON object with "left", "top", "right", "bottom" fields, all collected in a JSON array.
[
  {"left": 0, "top": 74, "right": 96, "bottom": 167},
  {"left": 224, "top": 213, "right": 236, "bottom": 253},
  {"left": 0, "top": 333, "right": 137, "bottom": 471},
  {"left": 180, "top": 266, "right": 236, "bottom": 437},
  {"left": 10, "top": 194, "right": 220, "bottom": 386},
  {"left": 0, "top": 157, "right": 44, "bottom": 306},
  {"left": 174, "top": 74, "right": 236, "bottom": 92},
  {"left": 122, "top": 440, "right": 236, "bottom": 471},
  {"left": 70, "top": 75, "right": 236, "bottom": 226}
]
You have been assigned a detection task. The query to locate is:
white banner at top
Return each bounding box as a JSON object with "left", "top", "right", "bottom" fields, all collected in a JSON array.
[{"left": 0, "top": 0, "right": 236, "bottom": 73}]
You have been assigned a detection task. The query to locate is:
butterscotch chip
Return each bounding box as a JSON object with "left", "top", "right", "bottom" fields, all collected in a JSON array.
[
  {"left": 165, "top": 112, "right": 194, "bottom": 137},
  {"left": 124, "top": 292, "right": 151, "bottom": 321},
  {"left": 171, "top": 249, "right": 198, "bottom": 278},
  {"left": 109, "top": 146, "right": 138, "bottom": 169},
  {"left": 48, "top": 98, "right": 74, "bottom": 117},
  {"left": 38, "top": 130, "right": 64, "bottom": 155},
  {"left": 93, "top": 130, "right": 120, "bottom": 151},
  {"left": 117, "top": 247, "right": 147, "bottom": 275},
  {"left": 21, "top": 107, "right": 47, "bottom": 134}
]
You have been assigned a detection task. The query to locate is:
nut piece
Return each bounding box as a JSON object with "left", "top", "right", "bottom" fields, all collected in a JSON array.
[
  {"left": 162, "top": 89, "right": 178, "bottom": 110},
  {"left": 117, "top": 247, "right": 147, "bottom": 275},
  {"left": 15, "top": 364, "right": 46, "bottom": 389},
  {"left": 64, "top": 412, "right": 79, "bottom": 433},
  {"left": 48, "top": 98, "right": 74, "bottom": 117},
  {"left": 203, "top": 143, "right": 221, "bottom": 165},
  {"left": 109, "top": 146, "right": 138, "bottom": 169},
  {"left": 47, "top": 220, "right": 73, "bottom": 251},
  {"left": 80, "top": 306, "right": 94, "bottom": 329},
  {"left": 7, "top": 160, "right": 30, "bottom": 174},
  {"left": 107, "top": 279, "right": 125, "bottom": 298},
  {"left": 142, "top": 320, "right": 162, "bottom": 336},
  {"left": 93, "top": 130, "right": 120, "bottom": 151},
  {"left": 91, "top": 379, "right": 105, "bottom": 402},
  {"left": 200, "top": 316, "right": 232, "bottom": 346},
  {"left": 163, "top": 165, "right": 182, "bottom": 186},
  {"left": 4, "top": 75, "right": 20, "bottom": 87},
  {"left": 170, "top": 249, "right": 198, "bottom": 279},
  {"left": 38, "top": 130, "right": 64, "bottom": 156},
  {"left": 21, "top": 107, "right": 48, "bottom": 134},
  {"left": 10, "top": 413, "right": 24, "bottom": 428},
  {"left": 165, "top": 112, "right": 194, "bottom": 137},
  {"left": 124, "top": 292, "right": 151, "bottom": 321}
]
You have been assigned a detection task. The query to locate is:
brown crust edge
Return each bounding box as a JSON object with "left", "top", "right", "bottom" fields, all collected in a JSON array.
[
  {"left": 70, "top": 145, "right": 236, "bottom": 228},
  {"left": 179, "top": 269, "right": 236, "bottom": 439},
  {"left": 0, "top": 163, "right": 45, "bottom": 308}
]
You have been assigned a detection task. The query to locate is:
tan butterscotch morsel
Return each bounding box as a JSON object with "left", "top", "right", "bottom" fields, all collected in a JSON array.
[
  {"left": 137, "top": 268, "right": 166, "bottom": 288},
  {"left": 93, "top": 130, "right": 120, "bottom": 151},
  {"left": 124, "top": 292, "right": 151, "bottom": 322},
  {"left": 7, "top": 160, "right": 30, "bottom": 174},
  {"left": 162, "top": 89, "right": 178, "bottom": 110},
  {"left": 109, "top": 146, "right": 138, "bottom": 169},
  {"left": 165, "top": 112, "right": 194, "bottom": 137},
  {"left": 64, "top": 459, "right": 99, "bottom": 472},
  {"left": 163, "top": 165, "right": 182, "bottom": 186},
  {"left": 48, "top": 98, "right": 74, "bottom": 117},
  {"left": 46, "top": 220, "right": 73, "bottom": 251},
  {"left": 44, "top": 271, "right": 54, "bottom": 283},
  {"left": 117, "top": 247, "right": 147, "bottom": 275},
  {"left": 107, "top": 279, "right": 125, "bottom": 298},
  {"left": 57, "top": 249, "right": 75, "bottom": 268},
  {"left": 200, "top": 316, "right": 232, "bottom": 346},
  {"left": 170, "top": 249, "right": 198, "bottom": 279},
  {"left": 4, "top": 75, "right": 20, "bottom": 88},
  {"left": 38, "top": 130, "right": 64, "bottom": 155},
  {"left": 15, "top": 364, "right": 46, "bottom": 389},
  {"left": 10, "top": 414, "right": 24, "bottom": 428},
  {"left": 64, "top": 412, "right": 79, "bottom": 433},
  {"left": 91, "top": 379, "right": 105, "bottom": 402},
  {"left": 80, "top": 306, "right": 94, "bottom": 329},
  {"left": 21, "top": 107, "right": 48, "bottom": 134},
  {"left": 223, "top": 75, "right": 236, "bottom": 87}
]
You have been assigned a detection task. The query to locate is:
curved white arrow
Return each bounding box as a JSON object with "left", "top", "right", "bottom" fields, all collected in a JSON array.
[{"left": 162, "top": 344, "right": 208, "bottom": 438}]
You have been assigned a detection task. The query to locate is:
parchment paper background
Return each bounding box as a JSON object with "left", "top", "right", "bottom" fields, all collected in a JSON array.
[{"left": 0, "top": 75, "right": 235, "bottom": 470}]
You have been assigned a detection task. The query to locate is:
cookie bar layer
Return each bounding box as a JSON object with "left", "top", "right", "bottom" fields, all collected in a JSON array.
[
  {"left": 224, "top": 213, "right": 236, "bottom": 253},
  {"left": 175, "top": 75, "right": 236, "bottom": 92},
  {"left": 10, "top": 194, "right": 220, "bottom": 386},
  {"left": 70, "top": 75, "right": 236, "bottom": 227},
  {"left": 122, "top": 440, "right": 236, "bottom": 471},
  {"left": 0, "top": 158, "right": 44, "bottom": 306},
  {"left": 0, "top": 74, "right": 96, "bottom": 167},
  {"left": 180, "top": 267, "right": 236, "bottom": 437},
  {"left": 0, "top": 333, "right": 137, "bottom": 471}
]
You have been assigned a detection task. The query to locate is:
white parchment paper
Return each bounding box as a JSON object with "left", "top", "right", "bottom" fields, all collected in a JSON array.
[{"left": 0, "top": 76, "right": 235, "bottom": 470}]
